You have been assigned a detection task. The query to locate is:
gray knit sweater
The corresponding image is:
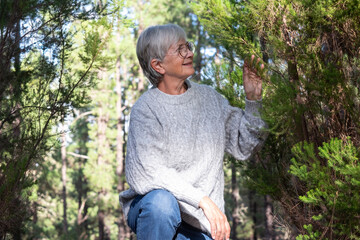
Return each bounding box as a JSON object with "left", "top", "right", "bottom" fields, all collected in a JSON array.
[{"left": 119, "top": 80, "right": 267, "bottom": 234}]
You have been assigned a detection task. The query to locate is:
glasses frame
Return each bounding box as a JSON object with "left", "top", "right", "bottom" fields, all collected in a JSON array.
[{"left": 177, "top": 41, "right": 195, "bottom": 58}]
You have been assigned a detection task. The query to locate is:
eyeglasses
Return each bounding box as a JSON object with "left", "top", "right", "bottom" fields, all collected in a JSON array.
[{"left": 177, "top": 41, "right": 195, "bottom": 58}]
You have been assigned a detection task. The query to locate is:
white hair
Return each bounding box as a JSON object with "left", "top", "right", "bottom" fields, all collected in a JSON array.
[{"left": 136, "top": 24, "right": 187, "bottom": 86}]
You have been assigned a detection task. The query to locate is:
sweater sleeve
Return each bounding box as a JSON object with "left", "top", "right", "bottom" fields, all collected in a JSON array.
[
  {"left": 223, "top": 97, "right": 267, "bottom": 160},
  {"left": 125, "top": 101, "right": 206, "bottom": 209}
]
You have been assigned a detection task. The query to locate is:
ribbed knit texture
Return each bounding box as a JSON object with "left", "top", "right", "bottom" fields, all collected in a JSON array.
[{"left": 119, "top": 80, "right": 267, "bottom": 234}]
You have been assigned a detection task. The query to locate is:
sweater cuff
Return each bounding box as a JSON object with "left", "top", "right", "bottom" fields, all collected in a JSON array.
[
  {"left": 245, "top": 98, "right": 262, "bottom": 119},
  {"left": 182, "top": 190, "right": 207, "bottom": 209}
]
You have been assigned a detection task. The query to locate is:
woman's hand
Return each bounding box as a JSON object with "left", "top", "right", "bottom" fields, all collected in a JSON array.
[
  {"left": 243, "top": 55, "right": 264, "bottom": 101},
  {"left": 199, "top": 196, "right": 230, "bottom": 240}
]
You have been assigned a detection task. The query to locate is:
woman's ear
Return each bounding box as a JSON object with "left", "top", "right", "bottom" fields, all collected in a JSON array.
[{"left": 150, "top": 59, "right": 165, "bottom": 75}]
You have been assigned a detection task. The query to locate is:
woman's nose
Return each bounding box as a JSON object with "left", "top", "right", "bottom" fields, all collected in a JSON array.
[{"left": 187, "top": 49, "right": 194, "bottom": 58}]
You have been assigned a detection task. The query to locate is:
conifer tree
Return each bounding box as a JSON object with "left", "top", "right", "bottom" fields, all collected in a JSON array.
[
  {"left": 0, "top": 0, "right": 111, "bottom": 238},
  {"left": 192, "top": 0, "right": 360, "bottom": 238}
]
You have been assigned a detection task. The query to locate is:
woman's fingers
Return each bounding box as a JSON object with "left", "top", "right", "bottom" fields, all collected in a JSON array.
[
  {"left": 209, "top": 209, "right": 222, "bottom": 239},
  {"left": 208, "top": 210, "right": 218, "bottom": 239},
  {"left": 213, "top": 211, "right": 226, "bottom": 240},
  {"left": 246, "top": 54, "right": 265, "bottom": 75},
  {"left": 199, "top": 196, "right": 230, "bottom": 240},
  {"left": 225, "top": 220, "right": 231, "bottom": 240},
  {"left": 243, "top": 54, "right": 264, "bottom": 100},
  {"left": 215, "top": 215, "right": 224, "bottom": 240},
  {"left": 217, "top": 212, "right": 230, "bottom": 240},
  {"left": 210, "top": 214, "right": 217, "bottom": 239}
]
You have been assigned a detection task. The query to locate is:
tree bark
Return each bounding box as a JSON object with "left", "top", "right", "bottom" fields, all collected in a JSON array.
[
  {"left": 136, "top": 0, "right": 145, "bottom": 92},
  {"left": 115, "top": 57, "right": 130, "bottom": 240},
  {"left": 214, "top": 48, "right": 221, "bottom": 88},
  {"left": 249, "top": 155, "right": 258, "bottom": 240},
  {"left": 14, "top": 17, "right": 20, "bottom": 74},
  {"left": 282, "top": 14, "right": 309, "bottom": 143},
  {"left": 77, "top": 158, "right": 88, "bottom": 239},
  {"left": 231, "top": 163, "right": 240, "bottom": 240},
  {"left": 194, "top": 18, "right": 202, "bottom": 81},
  {"left": 249, "top": 189, "right": 258, "bottom": 240},
  {"left": 116, "top": 57, "right": 124, "bottom": 193},
  {"left": 71, "top": 112, "right": 90, "bottom": 239},
  {"left": 264, "top": 195, "right": 275, "bottom": 240},
  {"left": 260, "top": 35, "right": 275, "bottom": 240},
  {"left": 96, "top": 69, "right": 111, "bottom": 240},
  {"left": 98, "top": 210, "right": 110, "bottom": 240},
  {"left": 61, "top": 124, "right": 68, "bottom": 235}
]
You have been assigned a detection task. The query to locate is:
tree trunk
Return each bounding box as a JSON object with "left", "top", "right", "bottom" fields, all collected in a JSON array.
[
  {"left": 116, "top": 57, "right": 124, "bottom": 193},
  {"left": 32, "top": 202, "right": 37, "bottom": 231},
  {"left": 259, "top": 36, "right": 275, "bottom": 240},
  {"left": 194, "top": 18, "right": 202, "bottom": 81},
  {"left": 231, "top": 163, "right": 240, "bottom": 240},
  {"left": 14, "top": 18, "right": 20, "bottom": 74},
  {"left": 71, "top": 111, "right": 90, "bottom": 239},
  {"left": 96, "top": 69, "right": 111, "bottom": 240},
  {"left": 61, "top": 125, "right": 68, "bottom": 235},
  {"left": 136, "top": 0, "right": 145, "bottom": 91},
  {"left": 214, "top": 48, "right": 221, "bottom": 88},
  {"left": 115, "top": 57, "right": 131, "bottom": 240},
  {"left": 249, "top": 155, "right": 258, "bottom": 240},
  {"left": 97, "top": 111, "right": 110, "bottom": 240},
  {"left": 77, "top": 157, "right": 89, "bottom": 239},
  {"left": 98, "top": 210, "right": 110, "bottom": 240},
  {"left": 249, "top": 189, "right": 258, "bottom": 240},
  {"left": 281, "top": 14, "right": 309, "bottom": 143},
  {"left": 264, "top": 195, "right": 275, "bottom": 240},
  {"left": 97, "top": 69, "right": 110, "bottom": 240}
]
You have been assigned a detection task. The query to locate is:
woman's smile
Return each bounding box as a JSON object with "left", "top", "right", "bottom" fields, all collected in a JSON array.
[{"left": 182, "top": 61, "right": 193, "bottom": 67}]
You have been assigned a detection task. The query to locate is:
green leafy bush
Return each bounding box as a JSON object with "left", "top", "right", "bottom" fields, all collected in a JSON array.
[{"left": 290, "top": 138, "right": 360, "bottom": 239}]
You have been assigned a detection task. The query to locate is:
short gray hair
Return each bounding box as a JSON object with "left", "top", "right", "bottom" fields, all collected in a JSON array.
[{"left": 136, "top": 24, "right": 187, "bottom": 86}]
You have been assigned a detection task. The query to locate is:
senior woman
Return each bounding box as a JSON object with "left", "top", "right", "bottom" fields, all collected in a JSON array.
[{"left": 119, "top": 24, "right": 267, "bottom": 240}]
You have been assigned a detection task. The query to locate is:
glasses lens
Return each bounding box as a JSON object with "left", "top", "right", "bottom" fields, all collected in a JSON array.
[
  {"left": 179, "top": 42, "right": 195, "bottom": 58},
  {"left": 179, "top": 46, "right": 186, "bottom": 58},
  {"left": 188, "top": 42, "right": 195, "bottom": 53}
]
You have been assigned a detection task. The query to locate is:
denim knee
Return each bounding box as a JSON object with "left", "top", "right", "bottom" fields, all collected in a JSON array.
[
  {"left": 130, "top": 190, "right": 181, "bottom": 239},
  {"left": 141, "top": 189, "right": 181, "bottom": 222}
]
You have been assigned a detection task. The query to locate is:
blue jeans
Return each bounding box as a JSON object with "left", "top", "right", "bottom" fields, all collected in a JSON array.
[{"left": 127, "top": 189, "right": 212, "bottom": 240}]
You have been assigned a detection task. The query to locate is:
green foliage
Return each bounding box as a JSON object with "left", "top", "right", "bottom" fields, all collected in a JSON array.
[
  {"left": 296, "top": 224, "right": 321, "bottom": 240},
  {"left": 191, "top": 0, "right": 261, "bottom": 60},
  {"left": 290, "top": 138, "right": 360, "bottom": 238},
  {"left": 193, "top": 0, "right": 360, "bottom": 238},
  {"left": 0, "top": 0, "right": 112, "bottom": 237}
]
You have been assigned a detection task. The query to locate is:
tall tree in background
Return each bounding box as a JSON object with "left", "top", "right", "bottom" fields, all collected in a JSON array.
[
  {"left": 70, "top": 111, "right": 91, "bottom": 239},
  {"left": 0, "top": 0, "right": 110, "bottom": 238},
  {"left": 60, "top": 121, "right": 69, "bottom": 236}
]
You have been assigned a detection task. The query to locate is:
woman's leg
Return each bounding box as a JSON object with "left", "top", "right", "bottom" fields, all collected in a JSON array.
[
  {"left": 175, "top": 222, "right": 213, "bottom": 240},
  {"left": 127, "top": 189, "right": 182, "bottom": 240}
]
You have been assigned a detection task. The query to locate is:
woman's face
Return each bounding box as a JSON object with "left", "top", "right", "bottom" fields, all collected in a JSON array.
[{"left": 160, "top": 39, "right": 195, "bottom": 82}]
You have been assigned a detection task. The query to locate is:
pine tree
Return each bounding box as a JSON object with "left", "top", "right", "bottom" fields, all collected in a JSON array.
[
  {"left": 192, "top": 0, "right": 360, "bottom": 238},
  {"left": 0, "top": 0, "right": 110, "bottom": 238}
]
